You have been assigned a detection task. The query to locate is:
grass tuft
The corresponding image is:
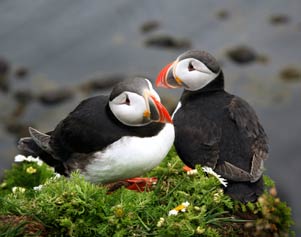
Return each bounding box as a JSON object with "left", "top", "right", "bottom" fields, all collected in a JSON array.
[{"left": 0, "top": 148, "right": 294, "bottom": 236}]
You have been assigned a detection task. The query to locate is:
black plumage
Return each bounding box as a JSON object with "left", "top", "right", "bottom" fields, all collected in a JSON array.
[
  {"left": 18, "top": 78, "right": 174, "bottom": 182},
  {"left": 157, "top": 51, "right": 269, "bottom": 202},
  {"left": 50, "top": 95, "right": 164, "bottom": 155}
]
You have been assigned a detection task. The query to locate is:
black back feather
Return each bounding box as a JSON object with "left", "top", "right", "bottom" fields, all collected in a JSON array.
[
  {"left": 49, "top": 95, "right": 165, "bottom": 160},
  {"left": 173, "top": 73, "right": 268, "bottom": 202}
]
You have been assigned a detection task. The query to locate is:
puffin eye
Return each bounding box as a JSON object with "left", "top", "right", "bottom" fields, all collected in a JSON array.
[
  {"left": 188, "top": 62, "right": 195, "bottom": 71},
  {"left": 125, "top": 94, "right": 130, "bottom": 105}
]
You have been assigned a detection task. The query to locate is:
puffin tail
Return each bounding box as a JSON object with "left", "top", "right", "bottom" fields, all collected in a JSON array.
[
  {"left": 18, "top": 127, "right": 51, "bottom": 156},
  {"left": 225, "top": 177, "right": 264, "bottom": 203},
  {"left": 17, "top": 128, "right": 66, "bottom": 174},
  {"left": 17, "top": 136, "right": 43, "bottom": 156}
]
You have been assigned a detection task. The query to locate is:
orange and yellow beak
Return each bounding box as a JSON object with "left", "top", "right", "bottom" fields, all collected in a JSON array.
[
  {"left": 156, "top": 60, "right": 183, "bottom": 89},
  {"left": 143, "top": 92, "right": 173, "bottom": 124},
  {"left": 150, "top": 94, "right": 173, "bottom": 123}
]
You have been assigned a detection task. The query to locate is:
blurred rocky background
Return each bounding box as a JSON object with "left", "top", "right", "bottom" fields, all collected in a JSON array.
[{"left": 0, "top": 0, "right": 300, "bottom": 233}]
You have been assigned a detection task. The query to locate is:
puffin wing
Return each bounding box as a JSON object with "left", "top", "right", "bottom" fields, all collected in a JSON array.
[
  {"left": 28, "top": 127, "right": 52, "bottom": 153},
  {"left": 49, "top": 96, "right": 121, "bottom": 157},
  {"left": 221, "top": 96, "right": 269, "bottom": 182},
  {"left": 175, "top": 114, "right": 221, "bottom": 168}
]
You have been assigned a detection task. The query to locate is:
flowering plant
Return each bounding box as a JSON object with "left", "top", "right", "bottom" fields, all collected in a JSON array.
[{"left": 0, "top": 148, "right": 294, "bottom": 237}]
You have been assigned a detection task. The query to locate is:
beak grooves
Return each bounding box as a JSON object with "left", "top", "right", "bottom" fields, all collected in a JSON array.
[
  {"left": 149, "top": 95, "right": 173, "bottom": 124},
  {"left": 156, "top": 62, "right": 174, "bottom": 88}
]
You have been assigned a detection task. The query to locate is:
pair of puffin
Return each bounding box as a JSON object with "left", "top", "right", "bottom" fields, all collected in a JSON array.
[
  {"left": 18, "top": 50, "right": 268, "bottom": 202},
  {"left": 156, "top": 50, "right": 269, "bottom": 203}
]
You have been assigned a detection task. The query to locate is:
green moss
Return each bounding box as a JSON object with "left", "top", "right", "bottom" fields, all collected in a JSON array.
[
  {"left": 0, "top": 157, "right": 53, "bottom": 196},
  {"left": 0, "top": 149, "right": 294, "bottom": 236}
]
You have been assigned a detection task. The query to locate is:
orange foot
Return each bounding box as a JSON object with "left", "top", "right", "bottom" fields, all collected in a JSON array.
[
  {"left": 125, "top": 177, "right": 158, "bottom": 192},
  {"left": 182, "top": 165, "right": 193, "bottom": 172}
]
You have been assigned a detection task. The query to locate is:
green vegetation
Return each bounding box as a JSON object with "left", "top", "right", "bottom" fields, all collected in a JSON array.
[{"left": 0, "top": 148, "right": 294, "bottom": 236}]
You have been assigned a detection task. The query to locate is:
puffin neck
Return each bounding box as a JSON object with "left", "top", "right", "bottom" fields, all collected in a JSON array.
[
  {"left": 181, "top": 71, "right": 224, "bottom": 100},
  {"left": 199, "top": 71, "right": 224, "bottom": 93},
  {"left": 184, "top": 71, "right": 224, "bottom": 94}
]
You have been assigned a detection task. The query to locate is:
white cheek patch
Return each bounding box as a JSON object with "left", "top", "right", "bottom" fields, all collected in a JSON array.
[
  {"left": 185, "top": 71, "right": 217, "bottom": 91},
  {"left": 192, "top": 60, "right": 213, "bottom": 74},
  {"left": 175, "top": 58, "right": 219, "bottom": 91},
  {"left": 109, "top": 92, "right": 147, "bottom": 126}
]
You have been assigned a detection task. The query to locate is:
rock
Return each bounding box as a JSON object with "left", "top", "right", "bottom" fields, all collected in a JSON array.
[
  {"left": 144, "top": 34, "right": 191, "bottom": 49},
  {"left": 269, "top": 14, "right": 290, "bottom": 25},
  {"left": 280, "top": 66, "right": 301, "bottom": 81},
  {"left": 10, "top": 102, "right": 28, "bottom": 118},
  {"left": 15, "top": 66, "right": 29, "bottom": 79},
  {"left": 256, "top": 54, "right": 270, "bottom": 65},
  {"left": 140, "top": 20, "right": 161, "bottom": 33},
  {"left": 216, "top": 9, "right": 230, "bottom": 20},
  {"left": 0, "top": 57, "right": 10, "bottom": 76},
  {"left": 0, "top": 57, "right": 11, "bottom": 92},
  {"left": 78, "top": 74, "right": 125, "bottom": 93},
  {"left": 226, "top": 45, "right": 258, "bottom": 64},
  {"left": 37, "top": 88, "right": 74, "bottom": 105},
  {"left": 13, "top": 90, "right": 35, "bottom": 104},
  {"left": 5, "top": 121, "right": 31, "bottom": 137}
]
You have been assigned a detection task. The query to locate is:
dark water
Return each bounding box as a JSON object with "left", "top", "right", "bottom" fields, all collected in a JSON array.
[{"left": 0, "top": 0, "right": 300, "bottom": 233}]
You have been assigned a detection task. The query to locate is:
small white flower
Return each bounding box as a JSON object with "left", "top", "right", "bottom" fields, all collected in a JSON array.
[
  {"left": 27, "top": 156, "right": 43, "bottom": 166},
  {"left": 202, "top": 166, "right": 215, "bottom": 175},
  {"left": 213, "top": 189, "right": 224, "bottom": 203},
  {"left": 180, "top": 201, "right": 190, "bottom": 212},
  {"left": 14, "top": 154, "right": 26, "bottom": 162},
  {"left": 168, "top": 201, "right": 190, "bottom": 216},
  {"left": 187, "top": 169, "right": 198, "bottom": 176},
  {"left": 53, "top": 173, "right": 61, "bottom": 179},
  {"left": 0, "top": 182, "right": 7, "bottom": 188},
  {"left": 46, "top": 173, "right": 61, "bottom": 183},
  {"left": 196, "top": 226, "right": 205, "bottom": 234},
  {"left": 156, "top": 217, "right": 165, "bottom": 227},
  {"left": 12, "top": 186, "right": 26, "bottom": 193},
  {"left": 26, "top": 166, "right": 37, "bottom": 174},
  {"left": 33, "top": 185, "right": 43, "bottom": 191},
  {"left": 168, "top": 209, "right": 178, "bottom": 216},
  {"left": 36, "top": 158, "right": 43, "bottom": 166},
  {"left": 14, "top": 154, "right": 43, "bottom": 166},
  {"left": 26, "top": 156, "right": 35, "bottom": 162},
  {"left": 202, "top": 166, "right": 228, "bottom": 187}
]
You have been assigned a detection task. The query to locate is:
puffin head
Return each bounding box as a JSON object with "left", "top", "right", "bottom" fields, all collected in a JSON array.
[
  {"left": 109, "top": 77, "right": 172, "bottom": 126},
  {"left": 156, "top": 50, "right": 221, "bottom": 91}
]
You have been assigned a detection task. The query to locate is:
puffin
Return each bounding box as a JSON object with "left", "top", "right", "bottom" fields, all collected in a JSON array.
[
  {"left": 156, "top": 50, "right": 269, "bottom": 203},
  {"left": 18, "top": 77, "right": 175, "bottom": 186}
]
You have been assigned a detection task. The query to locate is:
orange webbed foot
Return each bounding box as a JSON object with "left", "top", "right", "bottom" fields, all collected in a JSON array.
[
  {"left": 182, "top": 165, "right": 193, "bottom": 172},
  {"left": 125, "top": 177, "right": 158, "bottom": 192}
]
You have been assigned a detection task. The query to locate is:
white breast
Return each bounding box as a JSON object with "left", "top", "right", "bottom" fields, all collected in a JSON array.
[{"left": 83, "top": 123, "right": 175, "bottom": 184}]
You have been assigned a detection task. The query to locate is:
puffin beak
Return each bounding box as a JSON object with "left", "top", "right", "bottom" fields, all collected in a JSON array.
[
  {"left": 156, "top": 60, "right": 183, "bottom": 88},
  {"left": 143, "top": 91, "right": 173, "bottom": 124}
]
